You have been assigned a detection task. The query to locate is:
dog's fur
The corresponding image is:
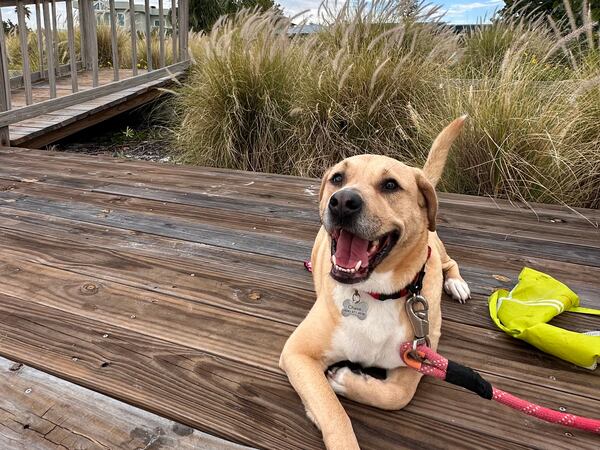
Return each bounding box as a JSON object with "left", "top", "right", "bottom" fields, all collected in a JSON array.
[{"left": 279, "top": 117, "right": 470, "bottom": 450}]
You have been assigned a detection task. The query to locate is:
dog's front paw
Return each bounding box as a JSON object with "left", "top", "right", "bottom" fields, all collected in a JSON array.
[
  {"left": 444, "top": 277, "right": 471, "bottom": 303},
  {"left": 326, "top": 366, "right": 351, "bottom": 395}
]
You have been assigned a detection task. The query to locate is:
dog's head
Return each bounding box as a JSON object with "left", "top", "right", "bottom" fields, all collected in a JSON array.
[{"left": 319, "top": 116, "right": 466, "bottom": 284}]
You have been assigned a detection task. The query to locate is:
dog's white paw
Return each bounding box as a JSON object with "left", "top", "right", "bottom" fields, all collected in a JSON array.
[
  {"left": 444, "top": 277, "right": 471, "bottom": 304},
  {"left": 326, "top": 366, "right": 351, "bottom": 395}
]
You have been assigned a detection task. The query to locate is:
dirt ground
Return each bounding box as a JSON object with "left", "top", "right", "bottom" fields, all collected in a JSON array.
[{"left": 51, "top": 101, "right": 176, "bottom": 163}]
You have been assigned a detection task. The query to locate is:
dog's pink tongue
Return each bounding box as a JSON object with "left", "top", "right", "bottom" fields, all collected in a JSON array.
[{"left": 335, "top": 230, "right": 369, "bottom": 269}]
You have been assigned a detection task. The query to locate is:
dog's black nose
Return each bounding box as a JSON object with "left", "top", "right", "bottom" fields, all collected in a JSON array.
[{"left": 329, "top": 189, "right": 363, "bottom": 220}]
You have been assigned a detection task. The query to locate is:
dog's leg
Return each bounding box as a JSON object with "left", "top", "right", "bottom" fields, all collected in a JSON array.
[
  {"left": 280, "top": 351, "right": 360, "bottom": 450},
  {"left": 327, "top": 366, "right": 422, "bottom": 410},
  {"left": 432, "top": 232, "right": 470, "bottom": 303}
]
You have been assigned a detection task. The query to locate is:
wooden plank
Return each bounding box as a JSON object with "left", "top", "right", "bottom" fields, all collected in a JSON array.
[
  {"left": 129, "top": 0, "right": 138, "bottom": 76},
  {"left": 109, "top": 0, "right": 120, "bottom": 81},
  {"left": 0, "top": 63, "right": 188, "bottom": 126},
  {"left": 159, "top": 0, "right": 165, "bottom": 67},
  {"left": 17, "top": 0, "right": 33, "bottom": 104},
  {"left": 65, "top": 0, "right": 78, "bottom": 93},
  {"left": 0, "top": 357, "right": 252, "bottom": 450},
  {"left": 0, "top": 204, "right": 597, "bottom": 357},
  {"left": 0, "top": 294, "right": 594, "bottom": 449},
  {"left": 0, "top": 191, "right": 598, "bottom": 397},
  {"left": 0, "top": 161, "right": 597, "bottom": 269},
  {"left": 42, "top": 0, "right": 57, "bottom": 98},
  {"left": 145, "top": 0, "right": 153, "bottom": 71}
]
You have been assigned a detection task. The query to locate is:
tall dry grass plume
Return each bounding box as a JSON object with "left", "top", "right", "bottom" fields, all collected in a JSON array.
[{"left": 175, "top": 0, "right": 599, "bottom": 208}]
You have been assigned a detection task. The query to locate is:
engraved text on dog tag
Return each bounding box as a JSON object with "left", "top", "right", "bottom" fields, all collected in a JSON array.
[{"left": 341, "top": 290, "right": 368, "bottom": 320}]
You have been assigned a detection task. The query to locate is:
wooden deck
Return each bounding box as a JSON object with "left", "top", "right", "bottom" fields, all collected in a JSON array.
[
  {"left": 0, "top": 147, "right": 598, "bottom": 449},
  {"left": 8, "top": 69, "right": 178, "bottom": 148}
]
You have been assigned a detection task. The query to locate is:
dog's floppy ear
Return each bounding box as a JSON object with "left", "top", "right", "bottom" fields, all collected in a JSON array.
[
  {"left": 416, "top": 172, "right": 438, "bottom": 232},
  {"left": 319, "top": 167, "right": 332, "bottom": 202},
  {"left": 423, "top": 115, "right": 467, "bottom": 187}
]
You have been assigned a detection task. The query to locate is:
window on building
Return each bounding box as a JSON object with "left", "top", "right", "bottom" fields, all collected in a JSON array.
[
  {"left": 154, "top": 19, "right": 160, "bottom": 27},
  {"left": 117, "top": 13, "right": 125, "bottom": 26}
]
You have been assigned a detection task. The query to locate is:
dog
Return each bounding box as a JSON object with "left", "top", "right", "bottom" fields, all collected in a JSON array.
[{"left": 279, "top": 116, "right": 470, "bottom": 450}]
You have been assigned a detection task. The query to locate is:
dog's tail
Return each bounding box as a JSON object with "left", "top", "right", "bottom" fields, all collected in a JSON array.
[{"left": 422, "top": 115, "right": 467, "bottom": 187}]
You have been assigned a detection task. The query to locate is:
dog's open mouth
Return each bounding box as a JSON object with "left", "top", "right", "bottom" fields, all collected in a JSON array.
[{"left": 329, "top": 229, "right": 400, "bottom": 284}]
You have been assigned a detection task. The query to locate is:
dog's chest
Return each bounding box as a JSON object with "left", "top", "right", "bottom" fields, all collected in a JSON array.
[{"left": 325, "top": 285, "right": 408, "bottom": 369}]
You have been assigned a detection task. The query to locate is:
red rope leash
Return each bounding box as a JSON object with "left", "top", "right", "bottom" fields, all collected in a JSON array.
[{"left": 399, "top": 342, "right": 600, "bottom": 434}]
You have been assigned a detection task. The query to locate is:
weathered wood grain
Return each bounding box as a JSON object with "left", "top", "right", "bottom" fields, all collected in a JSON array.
[
  {"left": 0, "top": 227, "right": 597, "bottom": 404},
  {"left": 0, "top": 295, "right": 595, "bottom": 450},
  {"left": 0, "top": 150, "right": 598, "bottom": 450},
  {"left": 0, "top": 356, "right": 253, "bottom": 450}
]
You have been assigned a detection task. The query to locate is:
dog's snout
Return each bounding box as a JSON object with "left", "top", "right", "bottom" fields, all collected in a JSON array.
[{"left": 329, "top": 190, "right": 363, "bottom": 220}]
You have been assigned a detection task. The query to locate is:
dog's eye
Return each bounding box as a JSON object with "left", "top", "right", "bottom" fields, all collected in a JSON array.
[
  {"left": 330, "top": 173, "right": 344, "bottom": 185},
  {"left": 382, "top": 179, "right": 400, "bottom": 192}
]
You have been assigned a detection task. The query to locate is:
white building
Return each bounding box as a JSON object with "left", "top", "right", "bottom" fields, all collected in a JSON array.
[{"left": 75, "top": 1, "right": 172, "bottom": 32}]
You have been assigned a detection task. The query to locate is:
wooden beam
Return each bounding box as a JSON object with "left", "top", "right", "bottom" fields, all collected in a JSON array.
[
  {"left": 109, "top": 0, "right": 120, "bottom": 81},
  {"left": 34, "top": 0, "right": 44, "bottom": 74},
  {"left": 42, "top": 0, "right": 57, "bottom": 98},
  {"left": 86, "top": 0, "right": 99, "bottom": 87},
  {"left": 129, "top": 0, "right": 138, "bottom": 75},
  {"left": 171, "top": 0, "right": 177, "bottom": 61},
  {"left": 0, "top": 61, "right": 189, "bottom": 127},
  {"left": 17, "top": 0, "right": 33, "bottom": 105},
  {"left": 0, "top": 7, "right": 11, "bottom": 112},
  {"left": 65, "top": 0, "right": 79, "bottom": 92},
  {"left": 51, "top": 0, "right": 60, "bottom": 77},
  {"left": 144, "top": 0, "right": 153, "bottom": 71},
  {"left": 159, "top": 0, "right": 165, "bottom": 67}
]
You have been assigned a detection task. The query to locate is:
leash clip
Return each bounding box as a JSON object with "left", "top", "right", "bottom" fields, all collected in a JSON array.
[{"left": 406, "top": 294, "right": 430, "bottom": 359}]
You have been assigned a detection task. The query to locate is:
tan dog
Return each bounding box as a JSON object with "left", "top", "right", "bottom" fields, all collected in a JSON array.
[{"left": 280, "top": 117, "right": 470, "bottom": 450}]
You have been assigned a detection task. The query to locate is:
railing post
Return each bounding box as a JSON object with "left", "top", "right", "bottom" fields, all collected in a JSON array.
[
  {"left": 66, "top": 0, "right": 79, "bottom": 92},
  {"left": 129, "top": 0, "right": 138, "bottom": 75},
  {"left": 178, "top": 0, "right": 188, "bottom": 61},
  {"left": 144, "top": 0, "right": 152, "bottom": 71},
  {"left": 0, "top": 10, "right": 9, "bottom": 146}
]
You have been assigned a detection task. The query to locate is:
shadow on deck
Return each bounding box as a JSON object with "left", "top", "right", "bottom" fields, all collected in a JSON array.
[{"left": 0, "top": 147, "right": 598, "bottom": 449}]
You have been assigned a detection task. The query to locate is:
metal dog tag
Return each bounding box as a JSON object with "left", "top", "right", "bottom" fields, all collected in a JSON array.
[{"left": 341, "top": 290, "right": 368, "bottom": 320}]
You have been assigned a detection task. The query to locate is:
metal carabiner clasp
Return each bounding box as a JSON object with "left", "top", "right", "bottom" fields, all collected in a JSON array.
[{"left": 406, "top": 294, "right": 430, "bottom": 342}]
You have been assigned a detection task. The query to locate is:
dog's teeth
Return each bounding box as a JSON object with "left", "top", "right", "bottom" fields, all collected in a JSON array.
[
  {"left": 349, "top": 268, "right": 355, "bottom": 273},
  {"left": 331, "top": 255, "right": 337, "bottom": 265},
  {"left": 354, "top": 260, "right": 362, "bottom": 270}
]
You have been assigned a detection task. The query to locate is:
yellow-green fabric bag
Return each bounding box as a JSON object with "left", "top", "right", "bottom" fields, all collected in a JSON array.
[{"left": 489, "top": 267, "right": 600, "bottom": 370}]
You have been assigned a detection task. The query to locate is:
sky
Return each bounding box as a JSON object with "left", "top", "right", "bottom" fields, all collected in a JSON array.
[
  {"left": 1, "top": 1, "right": 505, "bottom": 27},
  {"left": 281, "top": 0, "right": 505, "bottom": 24}
]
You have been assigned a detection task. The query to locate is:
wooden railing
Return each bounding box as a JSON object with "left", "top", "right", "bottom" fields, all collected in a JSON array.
[{"left": 0, "top": 0, "right": 190, "bottom": 146}]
